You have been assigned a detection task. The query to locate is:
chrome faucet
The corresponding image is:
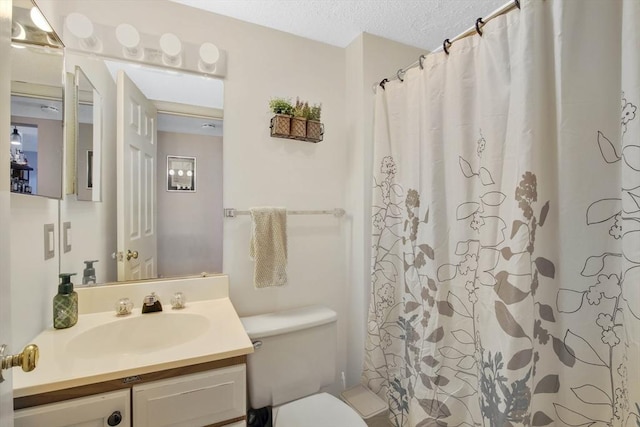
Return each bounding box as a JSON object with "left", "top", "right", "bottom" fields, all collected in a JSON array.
[{"left": 141, "top": 292, "right": 163, "bottom": 314}]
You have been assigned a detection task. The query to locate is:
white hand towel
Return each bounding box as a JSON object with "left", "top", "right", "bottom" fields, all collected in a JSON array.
[{"left": 249, "top": 207, "right": 287, "bottom": 288}]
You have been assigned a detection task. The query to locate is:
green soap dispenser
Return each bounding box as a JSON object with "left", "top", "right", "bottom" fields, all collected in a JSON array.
[{"left": 54, "top": 273, "right": 78, "bottom": 329}]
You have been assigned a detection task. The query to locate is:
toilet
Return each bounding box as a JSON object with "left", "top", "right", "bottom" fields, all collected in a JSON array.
[{"left": 241, "top": 305, "right": 367, "bottom": 427}]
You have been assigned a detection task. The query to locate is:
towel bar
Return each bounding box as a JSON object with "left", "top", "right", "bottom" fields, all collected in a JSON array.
[{"left": 224, "top": 208, "right": 346, "bottom": 218}]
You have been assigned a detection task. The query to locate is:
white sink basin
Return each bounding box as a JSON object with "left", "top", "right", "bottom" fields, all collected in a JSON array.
[{"left": 67, "top": 312, "right": 210, "bottom": 358}]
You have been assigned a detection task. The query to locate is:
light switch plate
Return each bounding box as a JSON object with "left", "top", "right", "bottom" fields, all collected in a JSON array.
[
  {"left": 44, "top": 223, "right": 55, "bottom": 260},
  {"left": 63, "top": 221, "right": 72, "bottom": 253}
]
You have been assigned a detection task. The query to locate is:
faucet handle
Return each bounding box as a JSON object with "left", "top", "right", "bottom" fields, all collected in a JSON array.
[
  {"left": 143, "top": 292, "right": 158, "bottom": 306},
  {"left": 115, "top": 298, "right": 133, "bottom": 316},
  {"left": 170, "top": 292, "right": 186, "bottom": 309}
]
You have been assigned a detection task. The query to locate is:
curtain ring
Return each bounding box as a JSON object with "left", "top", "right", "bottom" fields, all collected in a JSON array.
[
  {"left": 379, "top": 78, "right": 389, "bottom": 90},
  {"left": 514, "top": 0, "right": 520, "bottom": 9},
  {"left": 418, "top": 54, "right": 426, "bottom": 70},
  {"left": 443, "top": 38, "right": 452, "bottom": 55},
  {"left": 475, "top": 18, "right": 485, "bottom": 36},
  {"left": 396, "top": 69, "right": 405, "bottom": 82}
]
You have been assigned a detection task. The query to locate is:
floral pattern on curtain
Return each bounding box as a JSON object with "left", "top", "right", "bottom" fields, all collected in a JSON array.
[{"left": 363, "top": 1, "right": 639, "bottom": 426}]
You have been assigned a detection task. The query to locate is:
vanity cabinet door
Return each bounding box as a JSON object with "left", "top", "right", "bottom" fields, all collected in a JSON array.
[
  {"left": 14, "top": 389, "right": 130, "bottom": 427},
  {"left": 132, "top": 364, "right": 246, "bottom": 427}
]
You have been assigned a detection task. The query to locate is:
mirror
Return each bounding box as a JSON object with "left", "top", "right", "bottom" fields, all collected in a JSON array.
[
  {"left": 8, "top": 1, "right": 225, "bottom": 287},
  {"left": 74, "top": 66, "right": 102, "bottom": 201},
  {"left": 60, "top": 55, "right": 224, "bottom": 285},
  {"left": 10, "top": 0, "right": 64, "bottom": 199}
]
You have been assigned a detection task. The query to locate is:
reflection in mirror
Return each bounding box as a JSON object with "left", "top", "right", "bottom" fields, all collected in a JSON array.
[
  {"left": 10, "top": 30, "right": 64, "bottom": 199},
  {"left": 75, "top": 66, "right": 102, "bottom": 201},
  {"left": 60, "top": 57, "right": 224, "bottom": 285},
  {"left": 113, "top": 64, "right": 223, "bottom": 282},
  {"left": 11, "top": 0, "right": 63, "bottom": 49},
  {"left": 156, "top": 112, "right": 223, "bottom": 279}
]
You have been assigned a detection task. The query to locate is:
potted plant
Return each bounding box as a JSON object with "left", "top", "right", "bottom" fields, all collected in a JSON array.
[
  {"left": 291, "top": 98, "right": 307, "bottom": 138},
  {"left": 269, "top": 97, "right": 293, "bottom": 136},
  {"left": 306, "top": 103, "right": 322, "bottom": 141}
]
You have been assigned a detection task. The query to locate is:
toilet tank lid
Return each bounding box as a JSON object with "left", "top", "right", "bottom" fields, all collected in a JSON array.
[{"left": 241, "top": 305, "right": 337, "bottom": 339}]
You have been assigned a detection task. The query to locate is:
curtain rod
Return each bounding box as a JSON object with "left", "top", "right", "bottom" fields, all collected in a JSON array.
[
  {"left": 373, "top": 0, "right": 520, "bottom": 92},
  {"left": 223, "top": 208, "right": 346, "bottom": 218}
]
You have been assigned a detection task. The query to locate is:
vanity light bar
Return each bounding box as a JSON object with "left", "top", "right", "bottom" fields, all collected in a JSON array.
[{"left": 224, "top": 208, "right": 346, "bottom": 218}]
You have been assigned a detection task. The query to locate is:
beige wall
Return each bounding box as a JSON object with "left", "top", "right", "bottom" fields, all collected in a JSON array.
[
  {"left": 9, "top": 194, "right": 59, "bottom": 350},
  {"left": 157, "top": 131, "right": 223, "bottom": 277}
]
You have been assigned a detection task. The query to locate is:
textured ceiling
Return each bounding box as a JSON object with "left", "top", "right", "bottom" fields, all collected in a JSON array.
[{"left": 169, "top": 0, "right": 507, "bottom": 50}]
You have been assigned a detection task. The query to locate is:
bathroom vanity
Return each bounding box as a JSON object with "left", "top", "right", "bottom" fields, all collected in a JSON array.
[{"left": 12, "top": 275, "right": 253, "bottom": 427}]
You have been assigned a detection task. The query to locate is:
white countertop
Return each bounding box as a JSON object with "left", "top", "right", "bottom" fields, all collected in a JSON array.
[{"left": 13, "top": 297, "right": 254, "bottom": 398}]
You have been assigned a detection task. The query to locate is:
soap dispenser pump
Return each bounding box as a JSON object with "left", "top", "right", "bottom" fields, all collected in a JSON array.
[
  {"left": 54, "top": 273, "right": 78, "bottom": 329},
  {"left": 82, "top": 260, "right": 99, "bottom": 285}
]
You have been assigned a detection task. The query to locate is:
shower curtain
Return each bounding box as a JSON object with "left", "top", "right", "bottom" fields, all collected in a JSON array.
[{"left": 364, "top": 1, "right": 639, "bottom": 426}]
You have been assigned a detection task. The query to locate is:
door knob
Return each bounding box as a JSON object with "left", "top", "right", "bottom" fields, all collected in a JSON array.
[
  {"left": 107, "top": 410, "right": 122, "bottom": 426},
  {"left": 0, "top": 343, "right": 39, "bottom": 383},
  {"left": 126, "top": 249, "right": 139, "bottom": 261}
]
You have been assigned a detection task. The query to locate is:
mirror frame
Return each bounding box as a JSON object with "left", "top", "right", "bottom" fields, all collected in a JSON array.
[
  {"left": 73, "top": 65, "right": 102, "bottom": 201},
  {"left": 10, "top": 43, "right": 65, "bottom": 200},
  {"left": 10, "top": 0, "right": 65, "bottom": 199}
]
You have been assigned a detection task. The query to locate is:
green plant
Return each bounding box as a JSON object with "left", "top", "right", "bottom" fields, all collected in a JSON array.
[
  {"left": 308, "top": 103, "right": 322, "bottom": 121},
  {"left": 269, "top": 97, "right": 293, "bottom": 115},
  {"left": 302, "top": 102, "right": 311, "bottom": 119},
  {"left": 293, "top": 98, "right": 306, "bottom": 118}
]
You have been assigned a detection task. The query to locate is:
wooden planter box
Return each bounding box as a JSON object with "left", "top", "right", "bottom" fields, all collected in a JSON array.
[
  {"left": 290, "top": 117, "right": 307, "bottom": 138},
  {"left": 306, "top": 120, "right": 323, "bottom": 142},
  {"left": 269, "top": 116, "right": 323, "bottom": 143},
  {"left": 270, "top": 114, "right": 292, "bottom": 137}
]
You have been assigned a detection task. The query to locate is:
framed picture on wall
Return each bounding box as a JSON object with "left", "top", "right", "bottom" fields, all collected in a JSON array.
[{"left": 167, "top": 155, "right": 196, "bottom": 192}]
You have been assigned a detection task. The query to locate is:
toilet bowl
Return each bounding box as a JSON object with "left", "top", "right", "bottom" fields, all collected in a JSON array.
[{"left": 241, "top": 306, "right": 366, "bottom": 427}]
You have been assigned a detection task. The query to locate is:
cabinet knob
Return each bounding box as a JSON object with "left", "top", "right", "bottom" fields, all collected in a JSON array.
[
  {"left": 0, "top": 344, "right": 39, "bottom": 383},
  {"left": 107, "top": 410, "right": 122, "bottom": 426}
]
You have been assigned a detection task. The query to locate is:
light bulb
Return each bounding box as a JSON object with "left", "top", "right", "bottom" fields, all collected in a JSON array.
[
  {"left": 10, "top": 127, "right": 22, "bottom": 146},
  {"left": 30, "top": 7, "right": 53, "bottom": 33},
  {"left": 116, "top": 23, "right": 142, "bottom": 59},
  {"left": 198, "top": 42, "right": 219, "bottom": 73},
  {"left": 66, "top": 13, "right": 99, "bottom": 50},
  {"left": 177, "top": 170, "right": 184, "bottom": 177},
  {"left": 169, "top": 169, "right": 175, "bottom": 176},
  {"left": 12, "top": 22, "right": 26, "bottom": 40},
  {"left": 186, "top": 170, "right": 193, "bottom": 177},
  {"left": 160, "top": 33, "right": 182, "bottom": 66}
]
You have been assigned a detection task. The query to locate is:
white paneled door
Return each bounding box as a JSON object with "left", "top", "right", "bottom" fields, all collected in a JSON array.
[
  {"left": 1, "top": 0, "right": 14, "bottom": 425},
  {"left": 117, "top": 70, "right": 158, "bottom": 281}
]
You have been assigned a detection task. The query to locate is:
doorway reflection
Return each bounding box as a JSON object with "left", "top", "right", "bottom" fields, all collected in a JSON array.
[
  {"left": 10, "top": 94, "right": 63, "bottom": 198},
  {"left": 10, "top": 124, "right": 37, "bottom": 194}
]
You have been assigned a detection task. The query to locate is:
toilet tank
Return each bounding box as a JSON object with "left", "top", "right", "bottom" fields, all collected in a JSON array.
[{"left": 241, "top": 306, "right": 338, "bottom": 409}]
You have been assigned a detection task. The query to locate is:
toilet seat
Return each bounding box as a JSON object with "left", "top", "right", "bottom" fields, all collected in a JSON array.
[{"left": 274, "top": 392, "right": 367, "bottom": 427}]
